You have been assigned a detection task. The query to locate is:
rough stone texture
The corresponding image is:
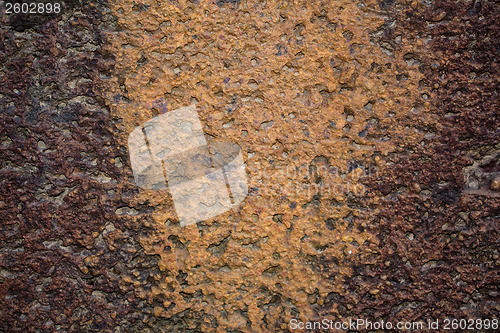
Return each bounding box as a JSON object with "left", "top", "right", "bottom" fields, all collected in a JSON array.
[
  {"left": 348, "top": 0, "right": 500, "bottom": 322},
  {"left": 0, "top": 0, "right": 498, "bottom": 332},
  {"left": 0, "top": 2, "right": 142, "bottom": 331}
]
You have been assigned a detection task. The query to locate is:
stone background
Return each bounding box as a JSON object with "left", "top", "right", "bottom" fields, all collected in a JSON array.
[{"left": 0, "top": 0, "right": 498, "bottom": 331}]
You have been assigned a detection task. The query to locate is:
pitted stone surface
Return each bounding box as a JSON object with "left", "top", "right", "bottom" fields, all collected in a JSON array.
[{"left": 1, "top": 0, "right": 498, "bottom": 332}]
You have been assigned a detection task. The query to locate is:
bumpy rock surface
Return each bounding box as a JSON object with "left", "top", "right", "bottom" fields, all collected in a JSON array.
[{"left": 0, "top": 0, "right": 498, "bottom": 332}]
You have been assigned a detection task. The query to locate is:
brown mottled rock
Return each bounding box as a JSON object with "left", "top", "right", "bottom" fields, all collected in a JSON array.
[{"left": 1, "top": 0, "right": 498, "bottom": 331}]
